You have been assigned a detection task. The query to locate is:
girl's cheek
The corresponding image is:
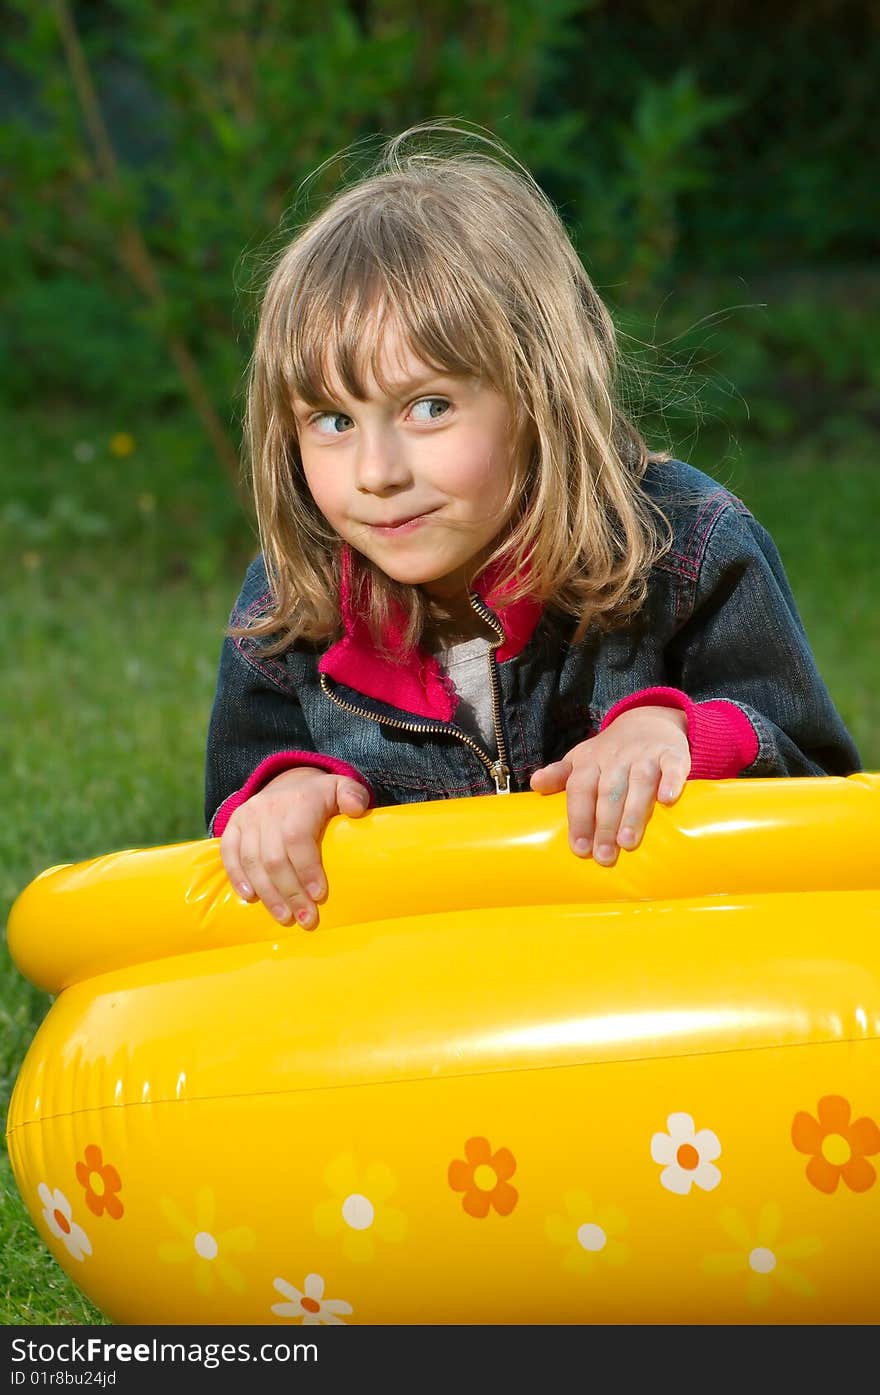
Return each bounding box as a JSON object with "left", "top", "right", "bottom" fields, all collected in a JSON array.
[
  {"left": 450, "top": 457, "right": 513, "bottom": 499},
  {"left": 302, "top": 468, "right": 339, "bottom": 516}
]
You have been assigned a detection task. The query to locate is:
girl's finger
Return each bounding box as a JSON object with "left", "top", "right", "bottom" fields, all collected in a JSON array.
[
  {"left": 261, "top": 823, "right": 318, "bottom": 929},
  {"left": 337, "top": 779, "right": 370, "bottom": 815},
  {"left": 237, "top": 825, "right": 295, "bottom": 926},
  {"left": 615, "top": 760, "right": 662, "bottom": 850},
  {"left": 530, "top": 758, "right": 573, "bottom": 794},
  {"left": 563, "top": 761, "right": 600, "bottom": 855},
  {"left": 280, "top": 825, "right": 329, "bottom": 921},
  {"left": 592, "top": 763, "right": 631, "bottom": 865},
  {"left": 657, "top": 746, "right": 691, "bottom": 803},
  {"left": 219, "top": 822, "right": 255, "bottom": 901}
]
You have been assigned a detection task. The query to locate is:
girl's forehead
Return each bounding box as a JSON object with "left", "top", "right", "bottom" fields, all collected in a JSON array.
[{"left": 306, "top": 312, "right": 461, "bottom": 404}]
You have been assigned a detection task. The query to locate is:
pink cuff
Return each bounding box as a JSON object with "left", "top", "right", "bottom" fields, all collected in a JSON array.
[
  {"left": 600, "top": 686, "right": 759, "bottom": 780},
  {"left": 211, "top": 750, "right": 374, "bottom": 837}
]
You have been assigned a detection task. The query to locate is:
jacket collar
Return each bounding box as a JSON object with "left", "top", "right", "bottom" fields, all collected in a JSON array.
[{"left": 317, "top": 546, "right": 543, "bottom": 720}]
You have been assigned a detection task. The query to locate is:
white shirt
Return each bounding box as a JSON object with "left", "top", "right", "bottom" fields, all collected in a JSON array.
[{"left": 433, "top": 637, "right": 496, "bottom": 751}]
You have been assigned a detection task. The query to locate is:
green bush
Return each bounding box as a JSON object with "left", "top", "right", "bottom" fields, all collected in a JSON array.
[
  {"left": 613, "top": 269, "right": 880, "bottom": 455},
  {"left": 0, "top": 275, "right": 176, "bottom": 409},
  {"left": 3, "top": 1, "right": 876, "bottom": 496},
  {"left": 558, "top": 0, "right": 879, "bottom": 277},
  {"left": 2, "top": 0, "right": 588, "bottom": 449}
]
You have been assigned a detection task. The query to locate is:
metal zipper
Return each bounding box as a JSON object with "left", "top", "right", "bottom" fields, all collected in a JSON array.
[
  {"left": 319, "top": 592, "right": 512, "bottom": 794},
  {"left": 466, "top": 590, "right": 512, "bottom": 793}
]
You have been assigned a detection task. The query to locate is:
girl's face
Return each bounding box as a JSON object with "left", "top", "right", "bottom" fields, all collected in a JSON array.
[{"left": 293, "top": 321, "right": 519, "bottom": 602}]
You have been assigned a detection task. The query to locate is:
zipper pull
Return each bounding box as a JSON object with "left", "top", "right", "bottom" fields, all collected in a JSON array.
[{"left": 492, "top": 761, "right": 511, "bottom": 794}]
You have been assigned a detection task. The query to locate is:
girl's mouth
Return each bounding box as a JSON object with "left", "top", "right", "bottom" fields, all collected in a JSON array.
[{"left": 368, "top": 511, "right": 437, "bottom": 537}]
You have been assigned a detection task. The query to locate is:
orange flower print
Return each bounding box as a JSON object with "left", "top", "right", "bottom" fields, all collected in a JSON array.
[
  {"left": 448, "top": 1136, "right": 518, "bottom": 1218},
  {"left": 75, "top": 1144, "right": 124, "bottom": 1220},
  {"left": 791, "top": 1095, "right": 880, "bottom": 1194}
]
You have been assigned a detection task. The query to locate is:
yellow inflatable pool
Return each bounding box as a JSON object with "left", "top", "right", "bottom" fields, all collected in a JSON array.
[{"left": 5, "top": 776, "right": 880, "bottom": 1325}]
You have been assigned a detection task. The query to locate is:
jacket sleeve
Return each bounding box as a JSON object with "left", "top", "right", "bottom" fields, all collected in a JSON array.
[
  {"left": 664, "top": 500, "right": 861, "bottom": 777},
  {"left": 204, "top": 563, "right": 371, "bottom": 835}
]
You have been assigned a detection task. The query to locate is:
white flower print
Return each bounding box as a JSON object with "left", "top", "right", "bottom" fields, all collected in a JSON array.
[
  {"left": 271, "top": 1272, "right": 353, "bottom": 1325},
  {"left": 38, "top": 1183, "right": 92, "bottom": 1262},
  {"left": 651, "top": 1111, "right": 722, "bottom": 1194}
]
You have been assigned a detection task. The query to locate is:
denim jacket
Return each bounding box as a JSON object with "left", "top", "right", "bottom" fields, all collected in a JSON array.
[{"left": 205, "top": 457, "right": 861, "bottom": 833}]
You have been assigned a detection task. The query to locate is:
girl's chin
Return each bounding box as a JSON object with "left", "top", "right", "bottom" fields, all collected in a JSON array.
[{"left": 355, "top": 550, "right": 470, "bottom": 596}]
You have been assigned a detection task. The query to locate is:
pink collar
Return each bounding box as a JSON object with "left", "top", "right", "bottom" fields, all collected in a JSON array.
[{"left": 318, "top": 548, "right": 543, "bottom": 720}]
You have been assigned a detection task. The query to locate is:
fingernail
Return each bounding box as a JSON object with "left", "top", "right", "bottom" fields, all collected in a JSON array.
[
  {"left": 596, "top": 843, "right": 616, "bottom": 864},
  {"left": 573, "top": 838, "right": 591, "bottom": 857},
  {"left": 296, "top": 907, "right": 316, "bottom": 929},
  {"left": 238, "top": 881, "right": 253, "bottom": 899},
  {"left": 306, "top": 880, "right": 325, "bottom": 901},
  {"left": 660, "top": 786, "right": 674, "bottom": 802},
  {"left": 272, "top": 906, "right": 292, "bottom": 925},
  {"left": 618, "top": 827, "right": 636, "bottom": 847}
]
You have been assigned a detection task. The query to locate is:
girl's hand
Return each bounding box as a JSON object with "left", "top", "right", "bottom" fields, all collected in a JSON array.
[
  {"left": 219, "top": 767, "right": 370, "bottom": 927},
  {"left": 529, "top": 706, "right": 690, "bottom": 866}
]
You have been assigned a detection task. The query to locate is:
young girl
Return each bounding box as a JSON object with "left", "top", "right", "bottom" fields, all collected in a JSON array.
[{"left": 205, "top": 124, "right": 860, "bottom": 930}]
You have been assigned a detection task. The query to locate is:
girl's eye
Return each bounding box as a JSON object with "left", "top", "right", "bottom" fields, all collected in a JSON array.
[
  {"left": 312, "top": 412, "right": 354, "bottom": 436},
  {"left": 409, "top": 397, "right": 450, "bottom": 423}
]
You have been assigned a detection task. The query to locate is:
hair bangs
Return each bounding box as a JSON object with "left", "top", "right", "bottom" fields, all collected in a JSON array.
[{"left": 282, "top": 203, "right": 507, "bottom": 410}]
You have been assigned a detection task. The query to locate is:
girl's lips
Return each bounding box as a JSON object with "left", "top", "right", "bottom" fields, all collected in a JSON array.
[{"left": 368, "top": 510, "right": 437, "bottom": 536}]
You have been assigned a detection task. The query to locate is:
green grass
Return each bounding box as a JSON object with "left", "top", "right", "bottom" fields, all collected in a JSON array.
[
  {"left": 639, "top": 395, "right": 877, "bottom": 762},
  {"left": 1, "top": 393, "right": 877, "bottom": 1326},
  {"left": 0, "top": 404, "right": 255, "bottom": 1325},
  {"left": 0, "top": 566, "right": 245, "bottom": 1324},
  {"left": 691, "top": 432, "right": 878, "bottom": 763}
]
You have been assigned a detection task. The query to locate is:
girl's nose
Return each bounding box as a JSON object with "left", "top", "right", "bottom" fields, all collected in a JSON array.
[{"left": 353, "top": 429, "right": 411, "bottom": 494}]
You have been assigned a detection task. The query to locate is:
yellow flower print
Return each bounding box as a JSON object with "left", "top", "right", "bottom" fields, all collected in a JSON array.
[
  {"left": 313, "top": 1153, "right": 406, "bottom": 1263},
  {"left": 157, "top": 1189, "right": 256, "bottom": 1296},
  {"left": 702, "top": 1202, "right": 821, "bottom": 1307},
  {"left": 546, "top": 1189, "right": 630, "bottom": 1274}
]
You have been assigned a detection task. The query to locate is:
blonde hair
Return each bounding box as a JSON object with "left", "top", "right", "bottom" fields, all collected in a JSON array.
[{"left": 241, "top": 121, "right": 670, "bottom": 653}]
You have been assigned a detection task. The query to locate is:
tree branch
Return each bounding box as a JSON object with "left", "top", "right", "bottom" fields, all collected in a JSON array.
[{"left": 51, "top": 0, "right": 249, "bottom": 509}]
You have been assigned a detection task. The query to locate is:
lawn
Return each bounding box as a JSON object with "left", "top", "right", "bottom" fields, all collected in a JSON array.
[{"left": 1, "top": 397, "right": 877, "bottom": 1325}]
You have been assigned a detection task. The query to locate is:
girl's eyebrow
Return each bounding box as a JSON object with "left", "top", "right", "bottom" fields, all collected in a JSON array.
[{"left": 380, "top": 370, "right": 458, "bottom": 397}]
